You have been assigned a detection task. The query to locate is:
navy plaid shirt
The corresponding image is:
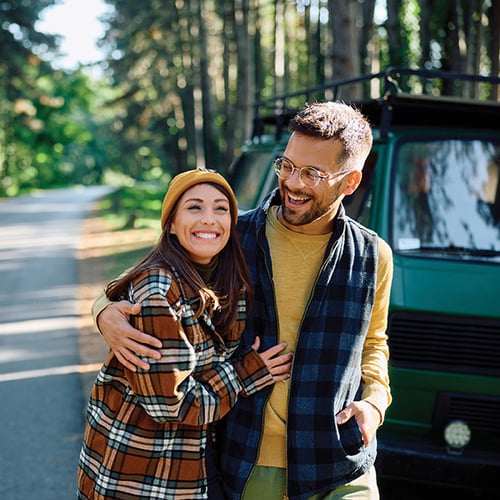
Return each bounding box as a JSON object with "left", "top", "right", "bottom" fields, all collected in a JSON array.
[{"left": 217, "top": 190, "right": 379, "bottom": 500}]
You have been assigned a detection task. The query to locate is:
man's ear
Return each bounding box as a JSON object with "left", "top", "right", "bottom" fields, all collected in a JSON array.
[{"left": 343, "top": 170, "right": 362, "bottom": 195}]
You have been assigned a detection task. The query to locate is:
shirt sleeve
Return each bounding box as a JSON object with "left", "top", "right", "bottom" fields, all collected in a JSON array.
[
  {"left": 123, "top": 269, "right": 274, "bottom": 426},
  {"left": 361, "top": 237, "right": 393, "bottom": 423},
  {"left": 91, "top": 268, "right": 131, "bottom": 333},
  {"left": 91, "top": 288, "right": 111, "bottom": 332}
]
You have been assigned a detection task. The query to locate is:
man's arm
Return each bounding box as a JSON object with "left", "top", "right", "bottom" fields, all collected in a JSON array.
[
  {"left": 93, "top": 290, "right": 162, "bottom": 371},
  {"left": 94, "top": 293, "right": 293, "bottom": 377}
]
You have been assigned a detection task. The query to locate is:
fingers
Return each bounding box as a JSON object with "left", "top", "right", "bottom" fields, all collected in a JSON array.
[
  {"left": 114, "top": 301, "right": 162, "bottom": 350},
  {"left": 259, "top": 342, "right": 288, "bottom": 361},
  {"left": 123, "top": 335, "right": 162, "bottom": 361},
  {"left": 126, "top": 329, "right": 163, "bottom": 352},
  {"left": 268, "top": 352, "right": 293, "bottom": 373},
  {"left": 335, "top": 405, "right": 353, "bottom": 425},
  {"left": 251, "top": 336, "right": 261, "bottom": 351},
  {"left": 256, "top": 341, "right": 293, "bottom": 382},
  {"left": 115, "top": 351, "right": 149, "bottom": 372},
  {"left": 119, "top": 300, "right": 142, "bottom": 317},
  {"left": 335, "top": 401, "right": 379, "bottom": 446},
  {"left": 268, "top": 352, "right": 293, "bottom": 381}
]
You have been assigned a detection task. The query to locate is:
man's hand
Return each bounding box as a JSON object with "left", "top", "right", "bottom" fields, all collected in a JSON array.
[
  {"left": 97, "top": 301, "right": 162, "bottom": 372},
  {"left": 252, "top": 337, "right": 293, "bottom": 382},
  {"left": 335, "top": 400, "right": 382, "bottom": 446}
]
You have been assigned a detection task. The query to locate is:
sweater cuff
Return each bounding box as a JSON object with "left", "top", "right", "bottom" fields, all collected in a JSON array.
[{"left": 92, "top": 290, "right": 112, "bottom": 335}]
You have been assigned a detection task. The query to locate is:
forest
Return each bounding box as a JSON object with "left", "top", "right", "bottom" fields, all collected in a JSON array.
[{"left": 1, "top": 0, "right": 500, "bottom": 197}]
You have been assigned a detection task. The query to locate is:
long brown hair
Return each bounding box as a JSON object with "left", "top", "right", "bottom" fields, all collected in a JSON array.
[{"left": 105, "top": 183, "right": 252, "bottom": 337}]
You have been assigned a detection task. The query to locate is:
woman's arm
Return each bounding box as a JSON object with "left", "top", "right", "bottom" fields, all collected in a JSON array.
[{"left": 122, "top": 270, "right": 292, "bottom": 426}]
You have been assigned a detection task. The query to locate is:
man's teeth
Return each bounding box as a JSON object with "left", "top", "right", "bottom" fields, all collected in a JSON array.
[
  {"left": 195, "top": 232, "right": 217, "bottom": 239},
  {"left": 289, "top": 193, "right": 308, "bottom": 202}
]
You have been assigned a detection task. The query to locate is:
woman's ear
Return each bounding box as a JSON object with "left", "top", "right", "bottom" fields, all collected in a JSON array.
[{"left": 343, "top": 170, "right": 362, "bottom": 195}]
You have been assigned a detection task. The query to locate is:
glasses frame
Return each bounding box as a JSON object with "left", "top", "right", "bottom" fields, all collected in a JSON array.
[{"left": 274, "top": 156, "right": 352, "bottom": 187}]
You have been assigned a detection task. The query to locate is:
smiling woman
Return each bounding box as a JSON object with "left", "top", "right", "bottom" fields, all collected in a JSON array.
[
  {"left": 36, "top": 0, "right": 110, "bottom": 70},
  {"left": 76, "top": 168, "right": 292, "bottom": 499}
]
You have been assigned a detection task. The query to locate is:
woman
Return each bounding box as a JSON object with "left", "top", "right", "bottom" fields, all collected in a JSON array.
[{"left": 77, "top": 168, "right": 292, "bottom": 499}]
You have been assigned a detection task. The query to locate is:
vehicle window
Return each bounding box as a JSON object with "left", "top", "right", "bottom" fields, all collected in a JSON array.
[
  {"left": 344, "top": 150, "right": 377, "bottom": 224},
  {"left": 230, "top": 149, "right": 276, "bottom": 211},
  {"left": 392, "top": 139, "right": 500, "bottom": 255}
]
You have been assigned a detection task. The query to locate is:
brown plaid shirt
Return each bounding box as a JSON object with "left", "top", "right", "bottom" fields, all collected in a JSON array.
[{"left": 78, "top": 267, "right": 273, "bottom": 499}]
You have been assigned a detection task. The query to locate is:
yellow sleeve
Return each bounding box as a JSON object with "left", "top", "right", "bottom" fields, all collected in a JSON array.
[
  {"left": 91, "top": 289, "right": 112, "bottom": 333},
  {"left": 361, "top": 237, "right": 393, "bottom": 423},
  {"left": 91, "top": 269, "right": 132, "bottom": 333}
]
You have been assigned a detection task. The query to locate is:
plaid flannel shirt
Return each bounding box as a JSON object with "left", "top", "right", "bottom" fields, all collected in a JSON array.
[
  {"left": 78, "top": 267, "right": 274, "bottom": 499},
  {"left": 218, "top": 189, "right": 388, "bottom": 500}
]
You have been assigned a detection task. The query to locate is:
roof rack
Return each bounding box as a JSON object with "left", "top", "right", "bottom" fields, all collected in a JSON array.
[{"left": 252, "top": 67, "right": 500, "bottom": 140}]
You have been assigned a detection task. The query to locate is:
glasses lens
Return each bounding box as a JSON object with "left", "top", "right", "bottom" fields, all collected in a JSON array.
[
  {"left": 275, "top": 158, "right": 294, "bottom": 179},
  {"left": 300, "top": 167, "right": 322, "bottom": 187}
]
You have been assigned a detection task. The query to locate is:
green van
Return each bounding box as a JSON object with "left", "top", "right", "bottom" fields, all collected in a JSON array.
[{"left": 228, "top": 68, "right": 500, "bottom": 494}]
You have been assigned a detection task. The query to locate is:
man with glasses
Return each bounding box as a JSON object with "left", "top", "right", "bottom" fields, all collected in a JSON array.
[{"left": 94, "top": 101, "right": 393, "bottom": 499}]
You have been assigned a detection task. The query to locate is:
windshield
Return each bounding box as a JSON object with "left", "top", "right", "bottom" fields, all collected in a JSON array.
[{"left": 392, "top": 139, "right": 500, "bottom": 255}]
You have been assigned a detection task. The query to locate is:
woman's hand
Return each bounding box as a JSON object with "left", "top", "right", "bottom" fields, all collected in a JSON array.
[{"left": 252, "top": 336, "right": 293, "bottom": 382}]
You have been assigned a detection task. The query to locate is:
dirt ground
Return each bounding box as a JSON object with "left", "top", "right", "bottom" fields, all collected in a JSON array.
[{"left": 76, "top": 205, "right": 157, "bottom": 399}]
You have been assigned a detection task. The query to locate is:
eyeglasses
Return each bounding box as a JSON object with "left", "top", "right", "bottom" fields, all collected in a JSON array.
[{"left": 274, "top": 156, "right": 352, "bottom": 188}]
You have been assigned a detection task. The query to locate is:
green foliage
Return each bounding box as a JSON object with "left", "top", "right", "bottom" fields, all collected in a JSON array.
[
  {"left": 98, "top": 182, "right": 166, "bottom": 232},
  {"left": 1, "top": 0, "right": 499, "bottom": 198}
]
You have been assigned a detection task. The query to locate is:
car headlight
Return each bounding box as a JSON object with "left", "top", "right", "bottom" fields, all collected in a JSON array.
[{"left": 444, "top": 420, "right": 471, "bottom": 454}]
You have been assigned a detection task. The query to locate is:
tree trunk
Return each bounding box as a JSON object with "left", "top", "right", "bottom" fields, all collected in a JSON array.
[
  {"left": 419, "top": 0, "right": 432, "bottom": 69},
  {"left": 327, "top": 0, "right": 361, "bottom": 99},
  {"left": 359, "top": 0, "right": 376, "bottom": 76},
  {"left": 234, "top": 0, "right": 253, "bottom": 145},
  {"left": 489, "top": 0, "right": 500, "bottom": 99},
  {"left": 196, "top": 0, "right": 219, "bottom": 169},
  {"left": 386, "top": 0, "right": 405, "bottom": 67}
]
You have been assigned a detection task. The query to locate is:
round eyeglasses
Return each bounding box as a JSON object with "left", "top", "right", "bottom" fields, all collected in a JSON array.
[{"left": 274, "top": 157, "right": 352, "bottom": 188}]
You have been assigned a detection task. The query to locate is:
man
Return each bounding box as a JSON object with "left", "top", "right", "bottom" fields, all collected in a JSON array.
[{"left": 94, "top": 101, "right": 393, "bottom": 499}]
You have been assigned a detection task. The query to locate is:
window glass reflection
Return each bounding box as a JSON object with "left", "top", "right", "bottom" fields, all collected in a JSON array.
[{"left": 393, "top": 139, "right": 500, "bottom": 254}]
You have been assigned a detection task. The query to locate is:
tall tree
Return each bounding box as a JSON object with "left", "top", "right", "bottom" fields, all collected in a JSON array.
[{"left": 328, "top": 0, "right": 361, "bottom": 99}]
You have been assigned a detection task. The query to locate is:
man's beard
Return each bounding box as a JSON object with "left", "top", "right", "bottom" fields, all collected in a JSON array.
[{"left": 280, "top": 186, "right": 340, "bottom": 226}]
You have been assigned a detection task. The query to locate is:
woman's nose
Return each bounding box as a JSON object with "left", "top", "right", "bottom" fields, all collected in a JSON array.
[{"left": 201, "top": 211, "right": 216, "bottom": 225}]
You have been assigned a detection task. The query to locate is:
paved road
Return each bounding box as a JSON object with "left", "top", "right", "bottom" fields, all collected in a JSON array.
[{"left": 0, "top": 186, "right": 114, "bottom": 500}]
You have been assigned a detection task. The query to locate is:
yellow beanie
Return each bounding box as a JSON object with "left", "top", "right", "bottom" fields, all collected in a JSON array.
[{"left": 160, "top": 168, "right": 238, "bottom": 230}]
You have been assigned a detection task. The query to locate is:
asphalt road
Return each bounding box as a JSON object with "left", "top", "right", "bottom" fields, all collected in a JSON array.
[{"left": 0, "top": 186, "right": 114, "bottom": 500}]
